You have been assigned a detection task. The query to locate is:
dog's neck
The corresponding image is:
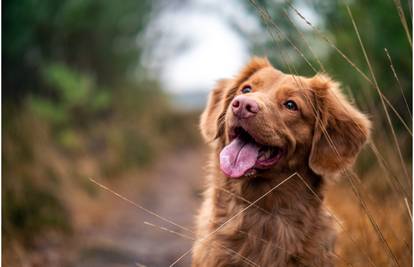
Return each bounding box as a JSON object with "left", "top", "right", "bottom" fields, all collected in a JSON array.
[{"left": 216, "top": 169, "right": 322, "bottom": 212}]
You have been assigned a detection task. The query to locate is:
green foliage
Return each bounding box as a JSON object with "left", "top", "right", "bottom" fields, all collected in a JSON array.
[
  {"left": 30, "top": 64, "right": 110, "bottom": 125},
  {"left": 3, "top": 0, "right": 153, "bottom": 102},
  {"left": 27, "top": 64, "right": 111, "bottom": 151}
]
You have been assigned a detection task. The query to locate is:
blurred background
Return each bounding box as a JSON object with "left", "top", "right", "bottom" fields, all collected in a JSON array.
[{"left": 2, "top": 0, "right": 412, "bottom": 266}]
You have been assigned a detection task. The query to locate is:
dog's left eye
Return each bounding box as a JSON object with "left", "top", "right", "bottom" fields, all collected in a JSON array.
[
  {"left": 284, "top": 100, "right": 298, "bottom": 111},
  {"left": 241, "top": 86, "right": 252, "bottom": 94}
]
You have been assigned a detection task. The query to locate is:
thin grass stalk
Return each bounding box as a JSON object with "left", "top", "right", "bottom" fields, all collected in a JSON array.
[
  {"left": 143, "top": 221, "right": 260, "bottom": 267},
  {"left": 392, "top": 0, "right": 412, "bottom": 48},
  {"left": 369, "top": 142, "right": 409, "bottom": 199},
  {"left": 404, "top": 197, "right": 413, "bottom": 223},
  {"left": 282, "top": 9, "right": 326, "bottom": 72},
  {"left": 384, "top": 48, "right": 412, "bottom": 119},
  {"left": 345, "top": 171, "right": 401, "bottom": 267},
  {"left": 89, "top": 178, "right": 194, "bottom": 234},
  {"left": 345, "top": 4, "right": 411, "bottom": 188}
]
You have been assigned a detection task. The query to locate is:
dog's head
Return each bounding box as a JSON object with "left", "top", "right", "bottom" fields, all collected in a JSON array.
[{"left": 200, "top": 57, "right": 371, "bottom": 179}]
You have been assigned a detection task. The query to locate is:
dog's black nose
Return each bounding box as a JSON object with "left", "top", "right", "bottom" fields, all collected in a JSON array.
[{"left": 231, "top": 95, "right": 259, "bottom": 119}]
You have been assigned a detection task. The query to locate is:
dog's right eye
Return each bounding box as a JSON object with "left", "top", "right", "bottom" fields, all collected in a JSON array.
[
  {"left": 241, "top": 86, "right": 252, "bottom": 94},
  {"left": 283, "top": 100, "right": 298, "bottom": 111}
]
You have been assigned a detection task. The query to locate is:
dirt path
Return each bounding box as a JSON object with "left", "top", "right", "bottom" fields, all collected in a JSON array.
[{"left": 71, "top": 148, "right": 206, "bottom": 267}]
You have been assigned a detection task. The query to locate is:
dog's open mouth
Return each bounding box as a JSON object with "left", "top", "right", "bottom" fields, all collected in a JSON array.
[{"left": 219, "top": 127, "right": 284, "bottom": 178}]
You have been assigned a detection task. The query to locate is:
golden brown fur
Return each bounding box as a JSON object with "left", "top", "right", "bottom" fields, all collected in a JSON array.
[{"left": 192, "top": 57, "right": 371, "bottom": 267}]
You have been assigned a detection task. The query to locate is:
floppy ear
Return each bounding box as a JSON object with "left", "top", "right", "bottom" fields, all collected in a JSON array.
[
  {"left": 199, "top": 79, "right": 231, "bottom": 141},
  {"left": 199, "top": 57, "right": 271, "bottom": 142},
  {"left": 308, "top": 74, "right": 371, "bottom": 176}
]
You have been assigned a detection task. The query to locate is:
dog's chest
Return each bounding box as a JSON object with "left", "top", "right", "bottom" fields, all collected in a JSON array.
[{"left": 214, "top": 209, "right": 307, "bottom": 266}]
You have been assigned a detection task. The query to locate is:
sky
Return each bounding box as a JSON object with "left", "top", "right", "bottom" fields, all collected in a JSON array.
[{"left": 143, "top": 0, "right": 260, "bottom": 94}]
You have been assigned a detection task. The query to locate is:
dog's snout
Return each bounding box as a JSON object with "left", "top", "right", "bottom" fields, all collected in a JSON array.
[{"left": 231, "top": 95, "right": 259, "bottom": 119}]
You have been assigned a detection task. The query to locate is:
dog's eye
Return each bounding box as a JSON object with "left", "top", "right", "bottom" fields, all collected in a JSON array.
[
  {"left": 241, "top": 86, "right": 252, "bottom": 94},
  {"left": 284, "top": 100, "right": 298, "bottom": 111}
]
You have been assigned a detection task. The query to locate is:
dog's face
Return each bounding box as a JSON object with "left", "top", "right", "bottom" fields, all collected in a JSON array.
[{"left": 200, "top": 57, "right": 371, "bottom": 179}]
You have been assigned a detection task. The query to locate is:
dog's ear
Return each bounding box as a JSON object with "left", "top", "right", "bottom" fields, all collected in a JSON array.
[
  {"left": 308, "top": 74, "right": 371, "bottom": 176},
  {"left": 199, "top": 57, "right": 271, "bottom": 142},
  {"left": 200, "top": 79, "right": 231, "bottom": 141}
]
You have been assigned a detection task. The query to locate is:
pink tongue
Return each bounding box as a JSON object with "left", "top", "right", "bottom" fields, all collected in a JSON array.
[{"left": 219, "top": 137, "right": 260, "bottom": 178}]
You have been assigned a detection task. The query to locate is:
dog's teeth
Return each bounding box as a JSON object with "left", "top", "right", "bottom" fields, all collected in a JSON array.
[
  {"left": 265, "top": 150, "right": 272, "bottom": 158},
  {"left": 262, "top": 148, "right": 273, "bottom": 159},
  {"left": 245, "top": 169, "right": 255, "bottom": 177}
]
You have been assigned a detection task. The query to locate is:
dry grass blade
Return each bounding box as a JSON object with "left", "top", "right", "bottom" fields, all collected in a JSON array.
[
  {"left": 286, "top": 2, "right": 371, "bottom": 82},
  {"left": 404, "top": 198, "right": 413, "bottom": 223},
  {"left": 368, "top": 142, "right": 409, "bottom": 199},
  {"left": 392, "top": 0, "right": 412, "bottom": 48},
  {"left": 168, "top": 173, "right": 297, "bottom": 267},
  {"left": 345, "top": 4, "right": 411, "bottom": 187},
  {"left": 144, "top": 221, "right": 194, "bottom": 240},
  {"left": 384, "top": 48, "right": 412, "bottom": 119},
  {"left": 381, "top": 94, "right": 413, "bottom": 136},
  {"left": 143, "top": 222, "right": 259, "bottom": 267},
  {"left": 345, "top": 171, "right": 401, "bottom": 267},
  {"left": 88, "top": 178, "right": 193, "bottom": 234},
  {"left": 282, "top": 9, "right": 326, "bottom": 72}
]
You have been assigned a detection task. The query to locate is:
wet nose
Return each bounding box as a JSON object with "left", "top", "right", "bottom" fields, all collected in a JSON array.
[{"left": 231, "top": 95, "right": 259, "bottom": 119}]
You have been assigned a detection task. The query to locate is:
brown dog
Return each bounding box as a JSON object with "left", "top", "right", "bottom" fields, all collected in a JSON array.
[{"left": 192, "top": 57, "right": 371, "bottom": 267}]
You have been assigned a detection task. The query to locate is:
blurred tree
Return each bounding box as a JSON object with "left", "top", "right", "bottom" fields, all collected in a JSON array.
[{"left": 3, "top": 0, "right": 153, "bottom": 104}]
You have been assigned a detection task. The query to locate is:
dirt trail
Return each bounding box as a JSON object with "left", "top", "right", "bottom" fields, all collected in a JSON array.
[{"left": 72, "top": 148, "right": 206, "bottom": 267}]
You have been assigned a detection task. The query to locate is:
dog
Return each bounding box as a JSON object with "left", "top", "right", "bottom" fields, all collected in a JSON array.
[{"left": 192, "top": 57, "right": 371, "bottom": 267}]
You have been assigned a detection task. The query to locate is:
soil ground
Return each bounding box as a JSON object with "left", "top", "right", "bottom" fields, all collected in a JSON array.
[{"left": 71, "top": 148, "right": 206, "bottom": 267}]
